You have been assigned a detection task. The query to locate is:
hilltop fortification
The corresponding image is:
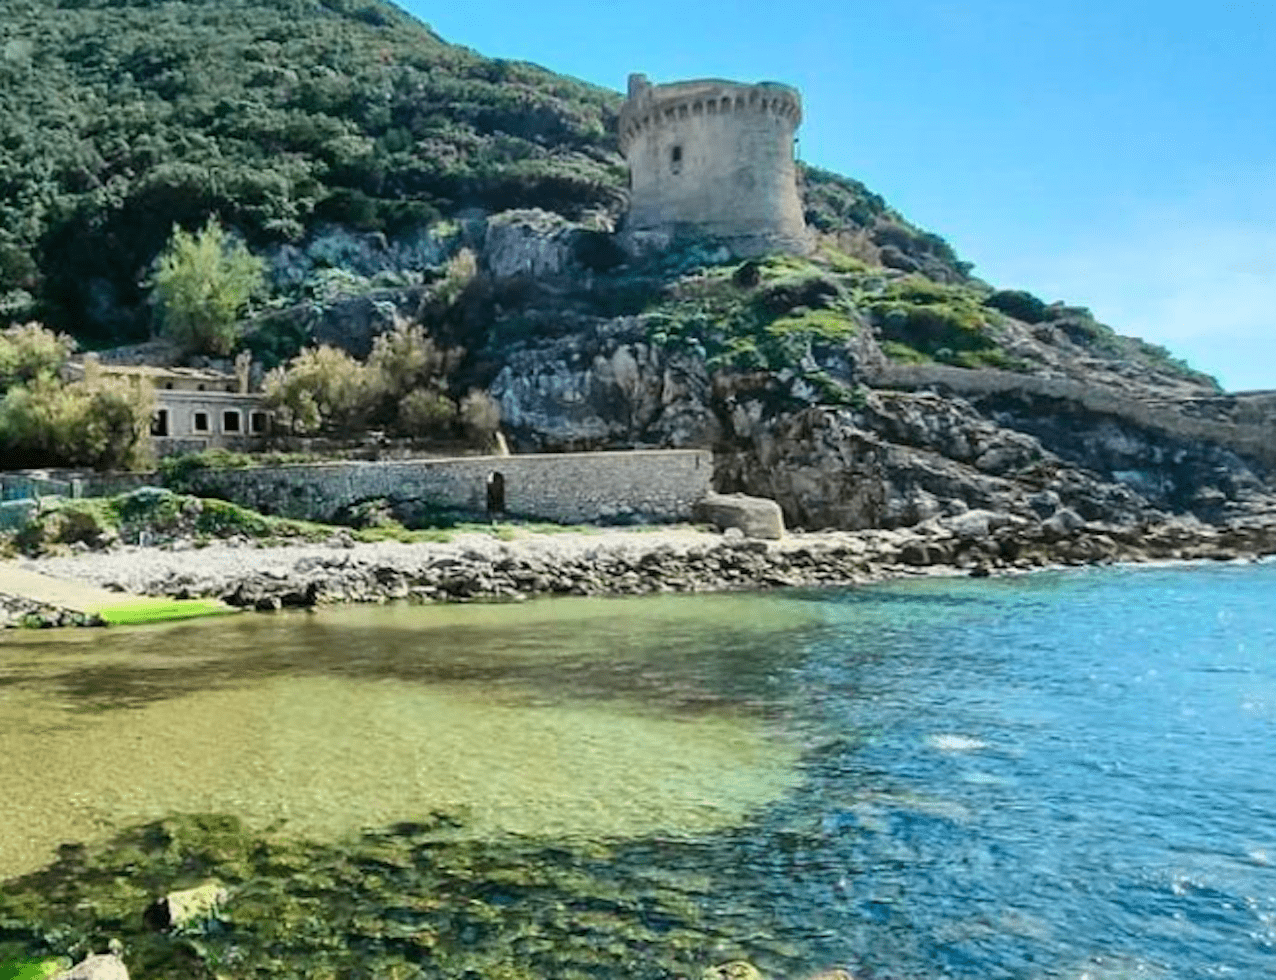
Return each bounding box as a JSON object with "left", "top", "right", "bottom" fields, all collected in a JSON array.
[{"left": 618, "top": 74, "right": 811, "bottom": 257}]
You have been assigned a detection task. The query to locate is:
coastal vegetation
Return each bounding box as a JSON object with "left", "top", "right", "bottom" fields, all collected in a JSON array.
[
  {"left": 645, "top": 254, "right": 864, "bottom": 369},
  {"left": 262, "top": 317, "right": 501, "bottom": 442},
  {"left": 0, "top": 0, "right": 623, "bottom": 344},
  {"left": 1, "top": 485, "right": 592, "bottom": 559}
]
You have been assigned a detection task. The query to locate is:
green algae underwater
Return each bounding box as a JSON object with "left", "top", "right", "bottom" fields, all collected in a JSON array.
[
  {"left": 0, "top": 595, "right": 818, "bottom": 980},
  {"left": 1, "top": 812, "right": 794, "bottom": 980}
]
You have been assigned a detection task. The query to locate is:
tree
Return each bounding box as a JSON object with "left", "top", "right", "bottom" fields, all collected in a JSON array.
[
  {"left": 0, "top": 374, "right": 155, "bottom": 471},
  {"left": 152, "top": 218, "right": 264, "bottom": 356},
  {"left": 262, "top": 345, "right": 376, "bottom": 435},
  {"left": 0, "top": 322, "right": 76, "bottom": 391}
]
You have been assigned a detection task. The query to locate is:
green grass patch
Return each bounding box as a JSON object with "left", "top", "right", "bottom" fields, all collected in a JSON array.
[
  {"left": 880, "top": 340, "right": 932, "bottom": 364},
  {"left": 867, "top": 276, "right": 1006, "bottom": 363},
  {"left": 645, "top": 255, "right": 865, "bottom": 374},
  {"left": 767, "top": 308, "right": 858, "bottom": 341},
  {"left": 95, "top": 598, "right": 238, "bottom": 626}
]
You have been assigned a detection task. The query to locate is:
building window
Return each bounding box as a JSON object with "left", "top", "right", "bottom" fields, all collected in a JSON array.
[
  {"left": 250, "top": 411, "right": 268, "bottom": 434},
  {"left": 193, "top": 411, "right": 209, "bottom": 433},
  {"left": 164, "top": 382, "right": 173, "bottom": 390},
  {"left": 197, "top": 384, "right": 206, "bottom": 391},
  {"left": 151, "top": 409, "right": 169, "bottom": 437},
  {"left": 222, "top": 410, "right": 241, "bottom": 433},
  {"left": 670, "top": 145, "right": 683, "bottom": 174}
]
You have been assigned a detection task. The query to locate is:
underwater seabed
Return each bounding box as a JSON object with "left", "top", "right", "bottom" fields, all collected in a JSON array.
[
  {"left": 0, "top": 595, "right": 823, "bottom": 979},
  {"left": 4, "top": 566, "right": 1276, "bottom": 979}
]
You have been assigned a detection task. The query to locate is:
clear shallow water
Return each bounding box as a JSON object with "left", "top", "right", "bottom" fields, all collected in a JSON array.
[{"left": 2, "top": 563, "right": 1275, "bottom": 978}]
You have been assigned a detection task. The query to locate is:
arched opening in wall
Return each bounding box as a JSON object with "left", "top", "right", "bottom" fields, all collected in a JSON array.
[
  {"left": 486, "top": 471, "right": 506, "bottom": 517},
  {"left": 670, "top": 144, "right": 683, "bottom": 175}
]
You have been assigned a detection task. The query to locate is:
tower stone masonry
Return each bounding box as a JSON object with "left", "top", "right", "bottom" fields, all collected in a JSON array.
[{"left": 618, "top": 73, "right": 811, "bottom": 257}]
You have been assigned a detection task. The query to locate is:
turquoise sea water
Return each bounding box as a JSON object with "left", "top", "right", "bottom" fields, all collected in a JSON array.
[{"left": 2, "top": 562, "right": 1274, "bottom": 978}]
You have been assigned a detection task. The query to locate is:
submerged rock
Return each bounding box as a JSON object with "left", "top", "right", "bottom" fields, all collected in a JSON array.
[
  {"left": 703, "top": 963, "right": 765, "bottom": 980},
  {"left": 143, "top": 881, "right": 229, "bottom": 932},
  {"left": 52, "top": 942, "right": 127, "bottom": 980}
]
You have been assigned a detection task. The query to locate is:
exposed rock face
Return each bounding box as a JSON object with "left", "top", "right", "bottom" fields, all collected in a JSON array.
[
  {"left": 483, "top": 209, "right": 579, "bottom": 280},
  {"left": 131, "top": 206, "right": 1269, "bottom": 539},
  {"left": 491, "top": 320, "right": 720, "bottom": 451},
  {"left": 264, "top": 225, "right": 459, "bottom": 292}
]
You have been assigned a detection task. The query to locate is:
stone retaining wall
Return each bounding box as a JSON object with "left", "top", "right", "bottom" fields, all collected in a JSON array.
[
  {"left": 175, "top": 449, "right": 714, "bottom": 524},
  {"left": 1, "top": 451, "right": 715, "bottom": 526}
]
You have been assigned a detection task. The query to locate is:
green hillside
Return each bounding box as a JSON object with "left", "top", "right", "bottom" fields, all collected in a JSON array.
[{"left": 0, "top": 0, "right": 947, "bottom": 345}]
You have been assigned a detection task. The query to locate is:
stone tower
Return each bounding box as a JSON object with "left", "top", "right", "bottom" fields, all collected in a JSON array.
[{"left": 618, "top": 73, "right": 811, "bottom": 257}]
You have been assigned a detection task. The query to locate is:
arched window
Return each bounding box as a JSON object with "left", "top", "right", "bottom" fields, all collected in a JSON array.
[{"left": 670, "top": 144, "right": 683, "bottom": 174}]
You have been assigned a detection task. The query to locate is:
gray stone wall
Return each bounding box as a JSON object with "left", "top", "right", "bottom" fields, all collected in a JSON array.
[
  {"left": 176, "top": 449, "right": 714, "bottom": 524},
  {"left": 619, "top": 75, "right": 810, "bottom": 256}
]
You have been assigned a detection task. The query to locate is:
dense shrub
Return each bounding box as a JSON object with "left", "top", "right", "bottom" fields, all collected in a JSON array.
[
  {"left": 0, "top": 373, "right": 156, "bottom": 470},
  {"left": 984, "top": 289, "right": 1049, "bottom": 324},
  {"left": 867, "top": 277, "right": 998, "bottom": 361},
  {"left": 263, "top": 344, "right": 375, "bottom": 435},
  {"left": 0, "top": 322, "right": 76, "bottom": 390},
  {"left": 263, "top": 318, "right": 497, "bottom": 440},
  {"left": 0, "top": 0, "right": 623, "bottom": 342}
]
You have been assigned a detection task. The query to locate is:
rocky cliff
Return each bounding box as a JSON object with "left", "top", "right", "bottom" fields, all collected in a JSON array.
[{"left": 244, "top": 207, "right": 1273, "bottom": 540}]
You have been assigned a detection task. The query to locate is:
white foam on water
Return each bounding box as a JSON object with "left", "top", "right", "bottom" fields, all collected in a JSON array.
[{"left": 926, "top": 733, "right": 989, "bottom": 752}]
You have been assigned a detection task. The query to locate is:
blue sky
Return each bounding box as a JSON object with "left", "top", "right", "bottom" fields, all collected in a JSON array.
[{"left": 400, "top": 1, "right": 1275, "bottom": 392}]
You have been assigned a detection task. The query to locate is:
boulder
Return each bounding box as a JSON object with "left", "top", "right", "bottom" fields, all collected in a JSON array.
[
  {"left": 695, "top": 492, "right": 785, "bottom": 541},
  {"left": 1041, "top": 507, "right": 1085, "bottom": 540}
]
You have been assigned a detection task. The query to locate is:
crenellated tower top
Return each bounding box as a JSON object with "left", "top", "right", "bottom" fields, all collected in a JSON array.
[{"left": 618, "top": 73, "right": 810, "bottom": 256}]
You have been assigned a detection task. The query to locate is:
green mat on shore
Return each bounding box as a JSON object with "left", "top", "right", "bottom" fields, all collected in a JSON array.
[{"left": 94, "top": 598, "right": 239, "bottom": 625}]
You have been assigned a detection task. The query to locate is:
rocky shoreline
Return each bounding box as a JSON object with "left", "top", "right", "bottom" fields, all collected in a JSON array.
[{"left": 5, "top": 508, "right": 1275, "bottom": 628}]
